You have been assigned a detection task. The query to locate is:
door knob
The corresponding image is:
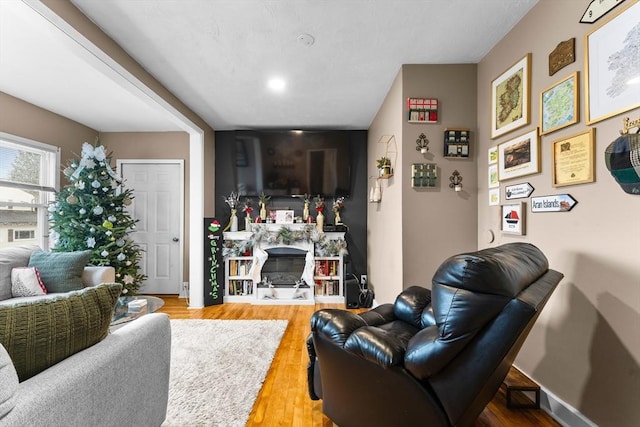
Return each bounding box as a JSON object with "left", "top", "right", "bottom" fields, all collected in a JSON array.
[{"left": 172, "top": 237, "right": 179, "bottom": 242}]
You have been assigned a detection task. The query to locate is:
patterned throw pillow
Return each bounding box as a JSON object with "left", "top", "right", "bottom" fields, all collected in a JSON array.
[
  {"left": 28, "top": 250, "right": 92, "bottom": 293},
  {"left": 0, "top": 283, "right": 122, "bottom": 381},
  {"left": 11, "top": 267, "right": 47, "bottom": 297}
]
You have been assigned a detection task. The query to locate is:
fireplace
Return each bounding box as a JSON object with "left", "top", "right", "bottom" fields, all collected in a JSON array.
[{"left": 261, "top": 247, "right": 308, "bottom": 286}]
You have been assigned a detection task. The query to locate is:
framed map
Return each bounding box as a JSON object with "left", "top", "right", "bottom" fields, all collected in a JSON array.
[
  {"left": 585, "top": 0, "right": 640, "bottom": 124},
  {"left": 540, "top": 72, "right": 579, "bottom": 135},
  {"left": 491, "top": 53, "right": 531, "bottom": 139}
]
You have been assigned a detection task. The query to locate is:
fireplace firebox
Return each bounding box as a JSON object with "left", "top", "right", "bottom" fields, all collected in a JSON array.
[{"left": 260, "top": 247, "right": 309, "bottom": 287}]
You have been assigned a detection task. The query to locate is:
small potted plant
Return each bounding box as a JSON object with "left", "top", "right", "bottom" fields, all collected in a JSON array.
[{"left": 376, "top": 157, "right": 392, "bottom": 177}]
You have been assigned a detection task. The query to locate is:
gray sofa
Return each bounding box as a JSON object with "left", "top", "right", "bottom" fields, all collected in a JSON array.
[
  {"left": 0, "top": 313, "right": 171, "bottom": 426},
  {"left": 0, "top": 245, "right": 116, "bottom": 306},
  {"left": 0, "top": 245, "right": 172, "bottom": 426}
]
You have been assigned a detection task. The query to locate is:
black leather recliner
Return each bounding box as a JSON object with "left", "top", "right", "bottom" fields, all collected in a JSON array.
[{"left": 307, "top": 242, "right": 563, "bottom": 427}]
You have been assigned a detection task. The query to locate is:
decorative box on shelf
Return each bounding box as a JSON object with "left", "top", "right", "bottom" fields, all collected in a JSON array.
[
  {"left": 407, "top": 98, "right": 438, "bottom": 123},
  {"left": 443, "top": 128, "right": 470, "bottom": 158}
]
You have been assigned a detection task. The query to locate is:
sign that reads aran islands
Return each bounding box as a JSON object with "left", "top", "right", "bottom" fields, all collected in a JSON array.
[{"left": 531, "top": 194, "right": 577, "bottom": 213}]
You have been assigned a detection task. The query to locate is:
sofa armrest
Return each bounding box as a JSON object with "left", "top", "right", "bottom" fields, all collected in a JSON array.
[
  {"left": 3, "top": 313, "right": 171, "bottom": 427},
  {"left": 82, "top": 266, "right": 116, "bottom": 287}
]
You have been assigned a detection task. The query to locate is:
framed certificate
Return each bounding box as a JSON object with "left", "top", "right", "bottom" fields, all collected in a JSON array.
[{"left": 552, "top": 129, "right": 596, "bottom": 187}]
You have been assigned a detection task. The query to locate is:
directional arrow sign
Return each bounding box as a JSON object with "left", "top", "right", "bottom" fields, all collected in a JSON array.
[
  {"left": 531, "top": 194, "right": 578, "bottom": 212},
  {"left": 505, "top": 183, "right": 534, "bottom": 200},
  {"left": 580, "top": 0, "right": 625, "bottom": 23}
]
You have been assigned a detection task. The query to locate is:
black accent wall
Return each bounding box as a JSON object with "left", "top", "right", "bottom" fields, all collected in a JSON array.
[{"left": 214, "top": 130, "right": 368, "bottom": 279}]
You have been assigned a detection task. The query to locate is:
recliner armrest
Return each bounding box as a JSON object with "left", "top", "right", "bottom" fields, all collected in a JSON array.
[
  {"left": 311, "top": 309, "right": 367, "bottom": 347},
  {"left": 344, "top": 326, "right": 408, "bottom": 369}
]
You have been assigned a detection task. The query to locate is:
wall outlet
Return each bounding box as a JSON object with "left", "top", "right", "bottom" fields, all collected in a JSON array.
[{"left": 360, "top": 275, "right": 367, "bottom": 286}]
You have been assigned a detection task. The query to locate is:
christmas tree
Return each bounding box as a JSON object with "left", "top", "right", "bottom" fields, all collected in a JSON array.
[{"left": 48, "top": 141, "right": 146, "bottom": 295}]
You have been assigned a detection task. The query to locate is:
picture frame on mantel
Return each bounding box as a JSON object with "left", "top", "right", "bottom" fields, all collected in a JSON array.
[
  {"left": 497, "top": 128, "right": 540, "bottom": 181},
  {"left": 585, "top": 0, "right": 640, "bottom": 124},
  {"left": 490, "top": 53, "right": 531, "bottom": 139},
  {"left": 540, "top": 72, "right": 579, "bottom": 135}
]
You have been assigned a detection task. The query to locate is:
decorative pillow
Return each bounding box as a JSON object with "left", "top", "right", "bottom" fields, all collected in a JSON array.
[
  {"left": 0, "top": 283, "right": 122, "bottom": 382},
  {"left": 0, "top": 245, "right": 39, "bottom": 301},
  {"left": 11, "top": 267, "right": 47, "bottom": 297},
  {"left": 28, "top": 250, "right": 92, "bottom": 293}
]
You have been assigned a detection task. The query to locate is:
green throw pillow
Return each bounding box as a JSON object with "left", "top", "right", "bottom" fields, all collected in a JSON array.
[
  {"left": 28, "top": 250, "right": 92, "bottom": 293},
  {"left": 0, "top": 283, "right": 122, "bottom": 382}
]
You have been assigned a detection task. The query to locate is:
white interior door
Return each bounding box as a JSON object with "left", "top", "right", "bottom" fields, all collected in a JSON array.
[{"left": 119, "top": 161, "right": 183, "bottom": 294}]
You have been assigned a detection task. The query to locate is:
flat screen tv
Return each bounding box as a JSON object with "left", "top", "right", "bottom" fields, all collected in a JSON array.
[{"left": 234, "top": 130, "right": 351, "bottom": 198}]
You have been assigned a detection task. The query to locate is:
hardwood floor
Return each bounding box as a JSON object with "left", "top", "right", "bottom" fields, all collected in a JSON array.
[{"left": 157, "top": 296, "right": 560, "bottom": 427}]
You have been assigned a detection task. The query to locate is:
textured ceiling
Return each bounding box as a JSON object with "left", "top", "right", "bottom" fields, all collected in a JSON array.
[{"left": 1, "top": 0, "right": 539, "bottom": 132}]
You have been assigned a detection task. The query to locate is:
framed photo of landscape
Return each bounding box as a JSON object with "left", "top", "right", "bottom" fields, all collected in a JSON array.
[
  {"left": 540, "top": 72, "right": 579, "bottom": 135},
  {"left": 552, "top": 128, "right": 595, "bottom": 187},
  {"left": 491, "top": 53, "right": 531, "bottom": 139},
  {"left": 497, "top": 128, "right": 540, "bottom": 181},
  {"left": 585, "top": 0, "right": 640, "bottom": 124}
]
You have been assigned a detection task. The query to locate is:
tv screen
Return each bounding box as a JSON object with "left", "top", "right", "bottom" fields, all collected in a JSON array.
[{"left": 235, "top": 130, "right": 351, "bottom": 198}]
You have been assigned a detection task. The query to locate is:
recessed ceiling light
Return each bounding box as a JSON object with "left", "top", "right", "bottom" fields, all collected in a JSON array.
[
  {"left": 627, "top": 76, "right": 640, "bottom": 85},
  {"left": 268, "top": 77, "right": 286, "bottom": 92}
]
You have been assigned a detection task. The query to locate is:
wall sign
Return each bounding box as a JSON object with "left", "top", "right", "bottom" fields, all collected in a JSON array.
[
  {"left": 531, "top": 194, "right": 577, "bottom": 212},
  {"left": 580, "top": 0, "right": 625, "bottom": 23},
  {"left": 505, "top": 183, "right": 534, "bottom": 200},
  {"left": 204, "top": 217, "right": 224, "bottom": 306}
]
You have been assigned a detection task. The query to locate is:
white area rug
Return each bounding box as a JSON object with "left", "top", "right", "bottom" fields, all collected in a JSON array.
[{"left": 162, "top": 319, "right": 288, "bottom": 427}]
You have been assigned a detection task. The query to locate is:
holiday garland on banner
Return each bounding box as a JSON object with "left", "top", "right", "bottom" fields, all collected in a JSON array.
[{"left": 48, "top": 141, "right": 146, "bottom": 295}]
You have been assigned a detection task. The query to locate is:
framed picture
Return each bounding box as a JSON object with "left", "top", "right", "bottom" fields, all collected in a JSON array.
[
  {"left": 489, "top": 188, "right": 500, "bottom": 206},
  {"left": 497, "top": 128, "right": 540, "bottom": 181},
  {"left": 585, "top": 0, "right": 640, "bottom": 124},
  {"left": 491, "top": 53, "right": 531, "bottom": 139},
  {"left": 275, "top": 210, "right": 294, "bottom": 224},
  {"left": 488, "top": 164, "right": 499, "bottom": 188},
  {"left": 500, "top": 202, "right": 526, "bottom": 235},
  {"left": 552, "top": 128, "right": 596, "bottom": 187},
  {"left": 540, "top": 72, "right": 579, "bottom": 135},
  {"left": 488, "top": 146, "right": 498, "bottom": 164}
]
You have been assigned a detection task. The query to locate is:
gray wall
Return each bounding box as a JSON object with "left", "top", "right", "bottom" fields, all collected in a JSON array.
[
  {"left": 476, "top": 1, "right": 639, "bottom": 426},
  {"left": 401, "top": 64, "right": 478, "bottom": 287},
  {"left": 367, "top": 64, "right": 479, "bottom": 303}
]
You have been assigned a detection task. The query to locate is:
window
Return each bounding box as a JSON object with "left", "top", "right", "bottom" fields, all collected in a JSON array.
[{"left": 0, "top": 132, "right": 60, "bottom": 249}]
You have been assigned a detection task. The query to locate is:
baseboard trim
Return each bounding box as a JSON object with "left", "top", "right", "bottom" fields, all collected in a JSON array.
[{"left": 538, "top": 384, "right": 597, "bottom": 427}]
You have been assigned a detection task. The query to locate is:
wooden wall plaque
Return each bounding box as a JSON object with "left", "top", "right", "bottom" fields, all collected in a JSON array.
[{"left": 549, "top": 38, "right": 575, "bottom": 76}]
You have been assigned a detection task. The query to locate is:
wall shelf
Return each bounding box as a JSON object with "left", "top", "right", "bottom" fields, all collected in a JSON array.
[
  {"left": 407, "top": 98, "right": 438, "bottom": 123},
  {"left": 377, "top": 134, "right": 397, "bottom": 178}
]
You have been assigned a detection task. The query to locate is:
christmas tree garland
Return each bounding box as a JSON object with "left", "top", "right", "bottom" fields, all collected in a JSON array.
[{"left": 222, "top": 224, "right": 347, "bottom": 258}]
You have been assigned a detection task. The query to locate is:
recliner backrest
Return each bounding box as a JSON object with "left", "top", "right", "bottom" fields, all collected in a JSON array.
[{"left": 404, "top": 243, "right": 550, "bottom": 380}]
